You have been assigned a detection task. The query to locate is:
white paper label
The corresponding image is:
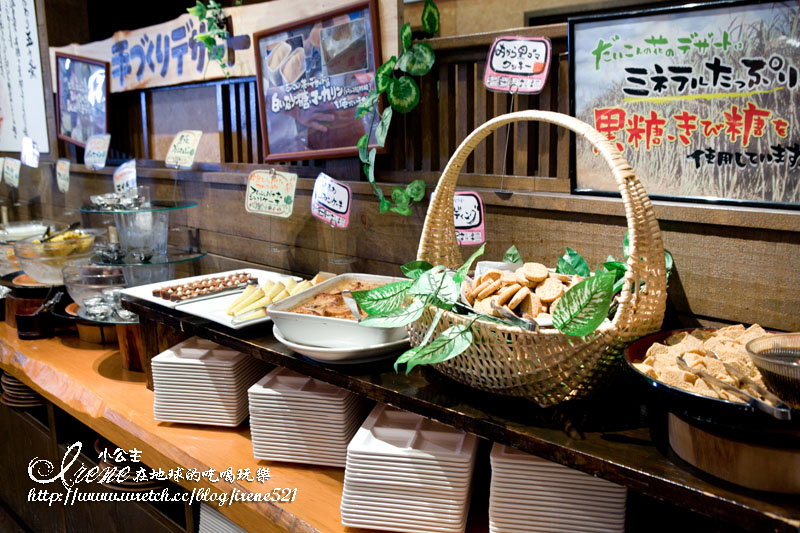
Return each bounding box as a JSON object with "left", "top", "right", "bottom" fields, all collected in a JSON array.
[
  {"left": 165, "top": 130, "right": 203, "bottom": 169},
  {"left": 21, "top": 137, "right": 40, "bottom": 168},
  {"left": 56, "top": 159, "right": 70, "bottom": 193},
  {"left": 112, "top": 159, "right": 137, "bottom": 192},
  {"left": 3, "top": 158, "right": 21, "bottom": 188}
]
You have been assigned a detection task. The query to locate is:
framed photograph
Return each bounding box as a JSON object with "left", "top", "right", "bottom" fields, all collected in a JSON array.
[
  {"left": 253, "top": 0, "right": 383, "bottom": 162},
  {"left": 55, "top": 53, "right": 109, "bottom": 148},
  {"left": 569, "top": 0, "right": 800, "bottom": 207}
]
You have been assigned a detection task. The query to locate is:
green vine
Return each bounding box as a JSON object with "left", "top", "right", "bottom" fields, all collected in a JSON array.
[
  {"left": 187, "top": 0, "right": 240, "bottom": 77},
  {"left": 357, "top": 0, "right": 440, "bottom": 215}
]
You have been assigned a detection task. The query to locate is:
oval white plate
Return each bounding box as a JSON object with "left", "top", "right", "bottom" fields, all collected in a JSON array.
[{"left": 272, "top": 325, "right": 408, "bottom": 364}]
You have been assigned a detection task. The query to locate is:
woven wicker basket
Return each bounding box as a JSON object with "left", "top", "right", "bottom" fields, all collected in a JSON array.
[{"left": 409, "top": 110, "right": 667, "bottom": 407}]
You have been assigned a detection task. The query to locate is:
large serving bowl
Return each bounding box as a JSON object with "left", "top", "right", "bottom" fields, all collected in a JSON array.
[
  {"left": 0, "top": 220, "right": 65, "bottom": 244},
  {"left": 13, "top": 229, "right": 105, "bottom": 285},
  {"left": 62, "top": 261, "right": 126, "bottom": 308},
  {"left": 269, "top": 273, "right": 407, "bottom": 349}
]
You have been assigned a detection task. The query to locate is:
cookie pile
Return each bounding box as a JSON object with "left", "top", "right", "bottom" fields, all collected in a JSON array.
[{"left": 465, "top": 263, "right": 577, "bottom": 321}]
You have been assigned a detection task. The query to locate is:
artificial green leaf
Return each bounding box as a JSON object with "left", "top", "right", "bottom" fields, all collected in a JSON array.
[
  {"left": 375, "top": 107, "right": 393, "bottom": 148},
  {"left": 376, "top": 57, "right": 396, "bottom": 93},
  {"left": 612, "top": 277, "right": 625, "bottom": 295},
  {"left": 409, "top": 267, "right": 459, "bottom": 307},
  {"left": 395, "top": 307, "right": 445, "bottom": 372},
  {"left": 367, "top": 148, "right": 377, "bottom": 184},
  {"left": 379, "top": 198, "right": 391, "bottom": 213},
  {"left": 552, "top": 272, "right": 615, "bottom": 337},
  {"left": 390, "top": 205, "right": 413, "bottom": 216},
  {"left": 606, "top": 255, "right": 616, "bottom": 263},
  {"left": 405, "top": 180, "right": 426, "bottom": 202},
  {"left": 356, "top": 91, "right": 380, "bottom": 119},
  {"left": 502, "top": 244, "right": 523, "bottom": 264},
  {"left": 556, "top": 257, "right": 578, "bottom": 276},
  {"left": 187, "top": 1, "right": 206, "bottom": 19},
  {"left": 400, "top": 260, "right": 434, "bottom": 279},
  {"left": 194, "top": 34, "right": 216, "bottom": 49},
  {"left": 351, "top": 280, "right": 413, "bottom": 315},
  {"left": 405, "top": 325, "right": 471, "bottom": 373},
  {"left": 665, "top": 249, "right": 674, "bottom": 274},
  {"left": 357, "top": 134, "right": 370, "bottom": 164},
  {"left": 363, "top": 163, "right": 371, "bottom": 180},
  {"left": 623, "top": 230, "right": 632, "bottom": 259},
  {"left": 392, "top": 187, "right": 410, "bottom": 208},
  {"left": 454, "top": 242, "right": 486, "bottom": 284},
  {"left": 360, "top": 299, "right": 426, "bottom": 328},
  {"left": 421, "top": 0, "right": 440, "bottom": 35},
  {"left": 397, "top": 42, "right": 435, "bottom": 76},
  {"left": 602, "top": 261, "right": 627, "bottom": 278},
  {"left": 387, "top": 76, "right": 420, "bottom": 113},
  {"left": 400, "top": 22, "right": 412, "bottom": 51},
  {"left": 560, "top": 247, "right": 590, "bottom": 277}
]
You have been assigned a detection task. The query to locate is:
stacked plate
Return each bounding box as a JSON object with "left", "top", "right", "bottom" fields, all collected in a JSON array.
[
  {"left": 490, "top": 443, "right": 627, "bottom": 533},
  {"left": 94, "top": 437, "right": 166, "bottom": 492},
  {"left": 342, "top": 404, "right": 478, "bottom": 533},
  {"left": 152, "top": 337, "right": 270, "bottom": 426},
  {"left": 199, "top": 503, "right": 246, "bottom": 533},
  {"left": 1, "top": 372, "right": 44, "bottom": 408},
  {"left": 248, "top": 367, "right": 372, "bottom": 467}
]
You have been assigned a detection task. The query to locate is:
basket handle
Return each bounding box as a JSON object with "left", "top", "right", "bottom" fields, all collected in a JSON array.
[{"left": 417, "top": 110, "right": 666, "bottom": 336}]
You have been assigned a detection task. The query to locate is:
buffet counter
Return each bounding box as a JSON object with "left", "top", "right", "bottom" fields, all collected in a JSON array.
[
  {"left": 0, "top": 323, "right": 351, "bottom": 533},
  {"left": 1, "top": 313, "right": 799, "bottom": 532}
]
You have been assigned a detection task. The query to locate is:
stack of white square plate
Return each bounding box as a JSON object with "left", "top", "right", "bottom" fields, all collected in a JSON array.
[
  {"left": 198, "top": 504, "right": 246, "bottom": 533},
  {"left": 342, "top": 403, "right": 478, "bottom": 533},
  {"left": 248, "top": 367, "right": 372, "bottom": 467},
  {"left": 490, "top": 443, "right": 627, "bottom": 533},
  {"left": 152, "top": 337, "right": 270, "bottom": 427}
]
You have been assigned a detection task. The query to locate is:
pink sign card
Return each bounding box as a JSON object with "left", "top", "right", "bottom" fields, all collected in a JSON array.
[{"left": 453, "top": 191, "right": 485, "bottom": 246}]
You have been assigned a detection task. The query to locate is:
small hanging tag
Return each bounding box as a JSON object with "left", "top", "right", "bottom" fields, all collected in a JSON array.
[
  {"left": 454, "top": 191, "right": 485, "bottom": 246},
  {"left": 483, "top": 36, "right": 551, "bottom": 95},
  {"left": 21, "top": 137, "right": 40, "bottom": 168},
  {"left": 84, "top": 134, "right": 111, "bottom": 170},
  {"left": 165, "top": 130, "right": 203, "bottom": 169},
  {"left": 112, "top": 159, "right": 137, "bottom": 193},
  {"left": 245, "top": 169, "right": 297, "bottom": 218},
  {"left": 56, "top": 159, "right": 71, "bottom": 193},
  {"left": 3, "top": 158, "right": 21, "bottom": 188},
  {"left": 311, "top": 172, "right": 351, "bottom": 229}
]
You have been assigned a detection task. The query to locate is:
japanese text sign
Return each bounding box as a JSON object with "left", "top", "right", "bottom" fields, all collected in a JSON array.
[
  {"left": 56, "top": 159, "right": 70, "bottom": 193},
  {"left": 112, "top": 160, "right": 137, "bottom": 193},
  {"left": 3, "top": 158, "right": 21, "bottom": 188},
  {"left": 0, "top": 0, "right": 49, "bottom": 153},
  {"left": 453, "top": 191, "right": 485, "bottom": 246},
  {"left": 21, "top": 137, "right": 39, "bottom": 168},
  {"left": 484, "top": 36, "right": 551, "bottom": 94},
  {"left": 84, "top": 134, "right": 111, "bottom": 170},
  {"left": 570, "top": 1, "right": 799, "bottom": 206},
  {"left": 165, "top": 130, "right": 203, "bottom": 169},
  {"left": 245, "top": 170, "right": 297, "bottom": 218},
  {"left": 311, "top": 172, "right": 351, "bottom": 229}
]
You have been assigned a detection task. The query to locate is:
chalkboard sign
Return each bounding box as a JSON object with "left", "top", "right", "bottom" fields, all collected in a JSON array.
[{"left": 55, "top": 53, "right": 109, "bottom": 148}]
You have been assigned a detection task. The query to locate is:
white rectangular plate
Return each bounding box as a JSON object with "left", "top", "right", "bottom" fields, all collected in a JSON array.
[{"left": 120, "top": 268, "right": 301, "bottom": 313}]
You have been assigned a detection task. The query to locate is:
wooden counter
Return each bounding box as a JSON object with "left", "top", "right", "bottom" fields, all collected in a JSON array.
[
  {"left": 122, "top": 296, "right": 800, "bottom": 533},
  {"left": 0, "top": 323, "right": 356, "bottom": 533}
]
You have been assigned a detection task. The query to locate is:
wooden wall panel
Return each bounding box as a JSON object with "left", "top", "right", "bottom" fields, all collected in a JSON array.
[{"left": 19, "top": 165, "right": 800, "bottom": 333}]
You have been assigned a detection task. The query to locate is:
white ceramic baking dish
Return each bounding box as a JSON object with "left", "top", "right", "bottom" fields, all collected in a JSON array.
[{"left": 268, "top": 273, "right": 407, "bottom": 349}]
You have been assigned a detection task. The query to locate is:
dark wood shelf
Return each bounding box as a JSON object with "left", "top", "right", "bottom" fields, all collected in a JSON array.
[{"left": 123, "top": 296, "right": 800, "bottom": 533}]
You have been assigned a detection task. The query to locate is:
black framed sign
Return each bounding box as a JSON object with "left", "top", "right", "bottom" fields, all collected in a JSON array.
[
  {"left": 253, "top": 0, "right": 382, "bottom": 162},
  {"left": 569, "top": 0, "right": 800, "bottom": 207},
  {"left": 55, "top": 53, "right": 109, "bottom": 148}
]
